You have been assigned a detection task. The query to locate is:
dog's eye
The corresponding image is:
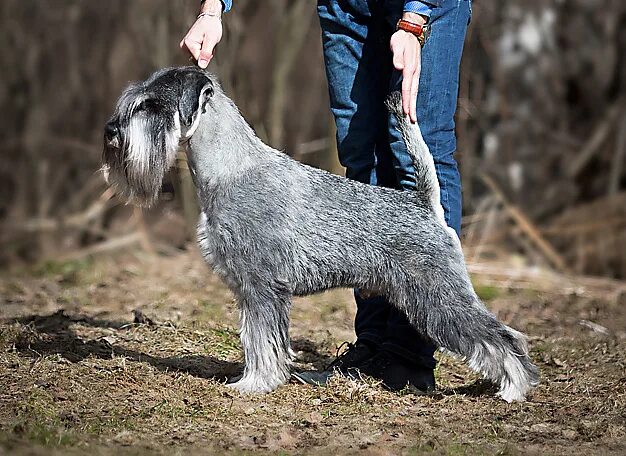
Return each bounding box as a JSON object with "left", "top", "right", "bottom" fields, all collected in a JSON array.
[{"left": 135, "top": 100, "right": 156, "bottom": 114}]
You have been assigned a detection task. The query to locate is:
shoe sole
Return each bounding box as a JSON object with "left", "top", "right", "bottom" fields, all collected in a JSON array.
[{"left": 291, "top": 370, "right": 333, "bottom": 386}]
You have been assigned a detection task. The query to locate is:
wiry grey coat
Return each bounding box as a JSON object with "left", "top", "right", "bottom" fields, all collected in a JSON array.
[{"left": 102, "top": 66, "right": 539, "bottom": 402}]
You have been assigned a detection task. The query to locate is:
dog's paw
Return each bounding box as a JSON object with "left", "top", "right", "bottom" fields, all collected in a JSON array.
[{"left": 226, "top": 376, "right": 278, "bottom": 394}]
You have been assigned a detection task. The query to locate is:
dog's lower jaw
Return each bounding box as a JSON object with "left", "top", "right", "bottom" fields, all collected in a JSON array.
[{"left": 103, "top": 167, "right": 160, "bottom": 207}]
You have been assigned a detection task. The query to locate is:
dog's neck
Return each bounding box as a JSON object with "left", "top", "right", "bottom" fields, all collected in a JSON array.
[{"left": 185, "top": 91, "right": 271, "bottom": 193}]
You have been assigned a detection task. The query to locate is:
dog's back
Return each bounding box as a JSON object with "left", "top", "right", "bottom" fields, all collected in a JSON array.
[{"left": 104, "top": 68, "right": 539, "bottom": 401}]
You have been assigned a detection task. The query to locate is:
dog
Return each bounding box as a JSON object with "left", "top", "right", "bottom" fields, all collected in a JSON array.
[{"left": 102, "top": 66, "right": 539, "bottom": 402}]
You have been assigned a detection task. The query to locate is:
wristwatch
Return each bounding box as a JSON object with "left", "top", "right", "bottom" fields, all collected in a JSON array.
[{"left": 396, "top": 18, "right": 431, "bottom": 47}]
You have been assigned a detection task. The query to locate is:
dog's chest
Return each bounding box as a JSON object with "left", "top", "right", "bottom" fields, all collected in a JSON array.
[{"left": 196, "top": 212, "right": 232, "bottom": 281}]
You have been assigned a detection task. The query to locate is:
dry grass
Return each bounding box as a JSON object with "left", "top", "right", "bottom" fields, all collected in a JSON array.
[{"left": 0, "top": 250, "right": 625, "bottom": 455}]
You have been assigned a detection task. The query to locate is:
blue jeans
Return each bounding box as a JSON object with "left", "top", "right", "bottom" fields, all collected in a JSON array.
[{"left": 317, "top": 0, "right": 470, "bottom": 368}]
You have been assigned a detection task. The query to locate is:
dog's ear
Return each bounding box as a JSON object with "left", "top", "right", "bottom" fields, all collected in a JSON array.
[{"left": 178, "top": 71, "right": 213, "bottom": 128}]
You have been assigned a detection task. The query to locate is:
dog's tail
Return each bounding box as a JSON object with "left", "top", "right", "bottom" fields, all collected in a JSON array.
[
  {"left": 440, "top": 311, "right": 540, "bottom": 402},
  {"left": 385, "top": 92, "right": 445, "bottom": 222},
  {"left": 403, "top": 278, "right": 540, "bottom": 401}
]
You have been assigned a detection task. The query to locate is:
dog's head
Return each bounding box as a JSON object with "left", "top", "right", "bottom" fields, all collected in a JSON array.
[{"left": 102, "top": 66, "right": 214, "bottom": 206}]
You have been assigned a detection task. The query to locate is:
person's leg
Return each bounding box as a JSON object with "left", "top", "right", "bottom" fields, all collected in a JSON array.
[
  {"left": 381, "top": 0, "right": 471, "bottom": 368},
  {"left": 317, "top": 0, "right": 397, "bottom": 348}
]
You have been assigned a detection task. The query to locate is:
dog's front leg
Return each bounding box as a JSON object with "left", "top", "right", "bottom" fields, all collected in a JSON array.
[{"left": 228, "top": 288, "right": 292, "bottom": 393}]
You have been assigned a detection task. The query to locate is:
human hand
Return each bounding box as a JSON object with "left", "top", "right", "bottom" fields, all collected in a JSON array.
[
  {"left": 390, "top": 12, "right": 426, "bottom": 123},
  {"left": 180, "top": 0, "right": 224, "bottom": 68}
]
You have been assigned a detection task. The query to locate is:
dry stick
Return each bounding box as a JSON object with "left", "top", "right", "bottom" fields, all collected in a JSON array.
[
  {"left": 65, "top": 175, "right": 106, "bottom": 213},
  {"left": 575, "top": 232, "right": 586, "bottom": 275},
  {"left": 0, "top": 135, "right": 97, "bottom": 156},
  {"left": 468, "top": 197, "right": 499, "bottom": 263},
  {"left": 463, "top": 195, "right": 495, "bottom": 247},
  {"left": 541, "top": 215, "right": 626, "bottom": 236},
  {"left": 55, "top": 232, "right": 143, "bottom": 262},
  {"left": 465, "top": 261, "right": 626, "bottom": 299},
  {"left": 566, "top": 102, "right": 622, "bottom": 178},
  {"left": 461, "top": 207, "right": 504, "bottom": 226},
  {"left": 295, "top": 137, "right": 330, "bottom": 157},
  {"left": 511, "top": 226, "right": 550, "bottom": 269},
  {"left": 608, "top": 112, "right": 626, "bottom": 195},
  {"left": 574, "top": 231, "right": 626, "bottom": 257},
  {"left": 132, "top": 207, "right": 155, "bottom": 255},
  {"left": 9, "top": 188, "right": 116, "bottom": 234},
  {"left": 480, "top": 174, "right": 570, "bottom": 273}
]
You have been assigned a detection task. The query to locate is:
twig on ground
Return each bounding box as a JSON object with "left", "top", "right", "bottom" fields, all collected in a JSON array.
[
  {"left": 608, "top": 112, "right": 626, "bottom": 195},
  {"left": 55, "top": 232, "right": 143, "bottom": 261},
  {"left": 566, "top": 102, "right": 622, "bottom": 178},
  {"left": 480, "top": 174, "right": 570, "bottom": 273},
  {"left": 7, "top": 188, "right": 116, "bottom": 234}
]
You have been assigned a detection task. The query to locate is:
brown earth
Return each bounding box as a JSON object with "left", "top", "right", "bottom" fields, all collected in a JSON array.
[{"left": 0, "top": 250, "right": 625, "bottom": 455}]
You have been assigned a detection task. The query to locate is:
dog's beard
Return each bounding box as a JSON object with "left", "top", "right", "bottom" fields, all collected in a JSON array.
[{"left": 102, "top": 114, "right": 180, "bottom": 207}]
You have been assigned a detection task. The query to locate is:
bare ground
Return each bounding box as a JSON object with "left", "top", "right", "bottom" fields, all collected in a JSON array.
[{"left": 0, "top": 250, "right": 625, "bottom": 455}]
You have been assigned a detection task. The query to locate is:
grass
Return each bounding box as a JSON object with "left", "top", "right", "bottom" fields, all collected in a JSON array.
[
  {"left": 0, "top": 251, "right": 625, "bottom": 455},
  {"left": 33, "top": 258, "right": 95, "bottom": 285},
  {"left": 11, "top": 389, "right": 78, "bottom": 448},
  {"left": 473, "top": 283, "right": 501, "bottom": 302},
  {"left": 209, "top": 327, "right": 242, "bottom": 358}
]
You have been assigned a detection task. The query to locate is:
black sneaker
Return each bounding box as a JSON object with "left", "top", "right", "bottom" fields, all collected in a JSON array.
[
  {"left": 327, "top": 340, "right": 376, "bottom": 376},
  {"left": 359, "top": 350, "right": 435, "bottom": 394},
  {"left": 292, "top": 340, "right": 376, "bottom": 386}
]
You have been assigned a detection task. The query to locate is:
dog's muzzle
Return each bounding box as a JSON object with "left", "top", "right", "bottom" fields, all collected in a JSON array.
[{"left": 104, "top": 121, "right": 121, "bottom": 150}]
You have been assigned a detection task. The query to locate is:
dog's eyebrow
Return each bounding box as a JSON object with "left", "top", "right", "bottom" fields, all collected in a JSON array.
[
  {"left": 130, "top": 94, "right": 150, "bottom": 113},
  {"left": 124, "top": 93, "right": 151, "bottom": 118},
  {"left": 115, "top": 84, "right": 148, "bottom": 118}
]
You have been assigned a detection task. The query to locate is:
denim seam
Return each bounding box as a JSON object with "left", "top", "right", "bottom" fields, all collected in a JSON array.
[{"left": 438, "top": 2, "right": 463, "bottom": 229}]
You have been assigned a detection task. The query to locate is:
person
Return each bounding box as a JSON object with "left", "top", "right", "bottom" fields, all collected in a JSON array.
[{"left": 181, "top": 0, "right": 471, "bottom": 393}]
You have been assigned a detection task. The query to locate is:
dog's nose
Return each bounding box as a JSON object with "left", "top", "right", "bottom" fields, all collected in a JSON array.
[
  {"left": 104, "top": 122, "right": 118, "bottom": 140},
  {"left": 104, "top": 122, "right": 120, "bottom": 149}
]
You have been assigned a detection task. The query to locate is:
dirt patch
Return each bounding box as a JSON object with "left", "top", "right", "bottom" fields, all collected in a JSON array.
[{"left": 1, "top": 251, "right": 625, "bottom": 455}]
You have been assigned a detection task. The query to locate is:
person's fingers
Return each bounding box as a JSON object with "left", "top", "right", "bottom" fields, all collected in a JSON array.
[
  {"left": 180, "top": 18, "right": 205, "bottom": 60},
  {"left": 401, "top": 46, "right": 416, "bottom": 118},
  {"left": 391, "top": 37, "right": 405, "bottom": 70},
  {"left": 181, "top": 17, "right": 222, "bottom": 68},
  {"left": 198, "top": 39, "right": 215, "bottom": 68},
  {"left": 182, "top": 34, "right": 202, "bottom": 61},
  {"left": 409, "top": 66, "right": 420, "bottom": 123},
  {"left": 409, "top": 45, "right": 422, "bottom": 122},
  {"left": 179, "top": 33, "right": 190, "bottom": 49}
]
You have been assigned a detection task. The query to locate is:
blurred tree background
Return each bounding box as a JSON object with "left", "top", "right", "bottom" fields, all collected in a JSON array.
[{"left": 1, "top": 0, "right": 625, "bottom": 279}]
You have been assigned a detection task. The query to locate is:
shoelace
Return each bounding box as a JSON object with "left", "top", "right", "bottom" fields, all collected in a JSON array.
[{"left": 326, "top": 341, "right": 355, "bottom": 370}]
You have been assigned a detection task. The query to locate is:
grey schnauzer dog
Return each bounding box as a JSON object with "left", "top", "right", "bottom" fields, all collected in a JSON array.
[{"left": 102, "top": 66, "right": 539, "bottom": 402}]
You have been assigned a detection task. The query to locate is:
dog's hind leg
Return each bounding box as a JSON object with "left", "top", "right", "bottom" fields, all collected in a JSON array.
[
  {"left": 227, "top": 284, "right": 293, "bottom": 393},
  {"left": 394, "top": 273, "right": 539, "bottom": 402}
]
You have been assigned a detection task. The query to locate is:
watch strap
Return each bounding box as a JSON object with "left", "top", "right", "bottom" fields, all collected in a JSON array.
[{"left": 396, "top": 19, "right": 431, "bottom": 46}]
